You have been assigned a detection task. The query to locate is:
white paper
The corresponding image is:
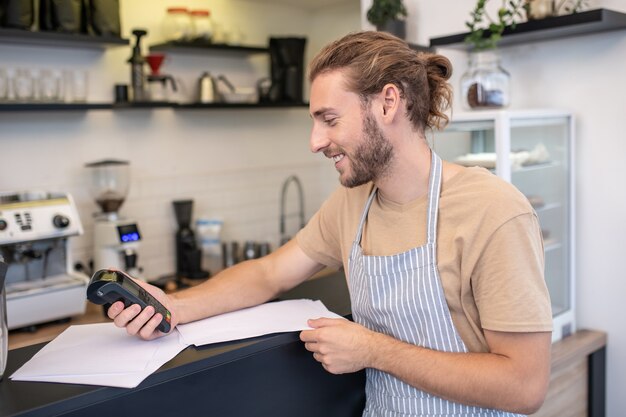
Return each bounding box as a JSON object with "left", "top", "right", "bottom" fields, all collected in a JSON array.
[
  {"left": 10, "top": 323, "right": 188, "bottom": 388},
  {"left": 177, "top": 299, "right": 344, "bottom": 347},
  {"left": 10, "top": 299, "right": 343, "bottom": 388}
]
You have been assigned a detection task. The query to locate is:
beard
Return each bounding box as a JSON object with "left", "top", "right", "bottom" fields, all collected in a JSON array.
[{"left": 340, "top": 111, "right": 394, "bottom": 188}]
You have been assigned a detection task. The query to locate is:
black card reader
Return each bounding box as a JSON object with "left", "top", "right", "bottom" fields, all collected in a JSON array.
[{"left": 87, "top": 269, "right": 172, "bottom": 333}]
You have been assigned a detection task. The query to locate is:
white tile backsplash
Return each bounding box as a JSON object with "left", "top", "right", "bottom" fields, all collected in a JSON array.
[{"left": 0, "top": 108, "right": 339, "bottom": 280}]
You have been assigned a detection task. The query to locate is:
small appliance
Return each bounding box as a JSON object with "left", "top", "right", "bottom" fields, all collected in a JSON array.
[
  {"left": 267, "top": 37, "right": 307, "bottom": 103},
  {"left": 146, "top": 53, "right": 177, "bottom": 102},
  {"left": 85, "top": 160, "right": 143, "bottom": 277},
  {"left": 128, "top": 28, "right": 148, "bottom": 102},
  {"left": 173, "top": 200, "right": 209, "bottom": 280},
  {"left": 0, "top": 191, "right": 88, "bottom": 330}
]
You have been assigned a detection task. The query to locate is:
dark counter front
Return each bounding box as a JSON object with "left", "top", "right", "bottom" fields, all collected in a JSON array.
[{"left": 1, "top": 271, "right": 365, "bottom": 417}]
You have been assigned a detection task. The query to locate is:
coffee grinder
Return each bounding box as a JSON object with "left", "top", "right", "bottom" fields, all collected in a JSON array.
[
  {"left": 173, "top": 200, "right": 208, "bottom": 281},
  {"left": 86, "top": 160, "right": 143, "bottom": 277},
  {"left": 267, "top": 37, "right": 307, "bottom": 103}
]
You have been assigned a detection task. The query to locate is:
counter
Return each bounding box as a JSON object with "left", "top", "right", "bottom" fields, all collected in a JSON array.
[{"left": 0, "top": 272, "right": 366, "bottom": 417}]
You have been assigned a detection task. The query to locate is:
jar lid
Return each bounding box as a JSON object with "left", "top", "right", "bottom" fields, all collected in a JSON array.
[
  {"left": 167, "top": 7, "right": 189, "bottom": 13},
  {"left": 190, "top": 10, "right": 210, "bottom": 16}
]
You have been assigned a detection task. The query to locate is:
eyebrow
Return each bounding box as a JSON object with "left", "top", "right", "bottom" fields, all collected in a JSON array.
[{"left": 311, "top": 107, "right": 334, "bottom": 119}]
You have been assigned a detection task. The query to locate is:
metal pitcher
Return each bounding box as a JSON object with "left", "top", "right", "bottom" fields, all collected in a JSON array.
[
  {"left": 198, "top": 72, "right": 219, "bottom": 104},
  {"left": 0, "top": 260, "right": 8, "bottom": 380}
]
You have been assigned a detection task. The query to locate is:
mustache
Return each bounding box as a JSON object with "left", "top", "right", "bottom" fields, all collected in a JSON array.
[{"left": 323, "top": 148, "right": 345, "bottom": 158}]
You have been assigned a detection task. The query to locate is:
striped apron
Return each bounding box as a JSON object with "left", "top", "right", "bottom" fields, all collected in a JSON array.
[{"left": 348, "top": 151, "right": 522, "bottom": 417}]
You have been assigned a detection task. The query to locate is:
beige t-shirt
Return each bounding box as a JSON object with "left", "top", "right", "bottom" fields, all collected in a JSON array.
[{"left": 296, "top": 166, "right": 553, "bottom": 353}]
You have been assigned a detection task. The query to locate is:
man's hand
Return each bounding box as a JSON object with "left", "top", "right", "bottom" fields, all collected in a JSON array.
[
  {"left": 300, "top": 317, "right": 378, "bottom": 374},
  {"left": 107, "top": 279, "right": 179, "bottom": 340}
]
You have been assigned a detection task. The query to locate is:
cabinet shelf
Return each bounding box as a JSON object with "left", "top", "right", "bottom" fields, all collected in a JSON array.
[
  {"left": 430, "top": 8, "right": 626, "bottom": 50},
  {"left": 0, "top": 27, "right": 128, "bottom": 48},
  {"left": 0, "top": 101, "right": 308, "bottom": 112},
  {"left": 513, "top": 161, "right": 561, "bottom": 173},
  {"left": 177, "top": 101, "right": 308, "bottom": 109},
  {"left": 0, "top": 102, "right": 112, "bottom": 111},
  {"left": 150, "top": 40, "right": 268, "bottom": 55}
]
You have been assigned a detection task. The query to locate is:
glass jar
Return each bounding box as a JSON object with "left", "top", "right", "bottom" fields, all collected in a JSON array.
[
  {"left": 162, "top": 7, "right": 192, "bottom": 42},
  {"left": 460, "top": 50, "right": 510, "bottom": 110},
  {"left": 190, "top": 10, "right": 213, "bottom": 42},
  {"left": 13, "top": 68, "right": 35, "bottom": 102}
]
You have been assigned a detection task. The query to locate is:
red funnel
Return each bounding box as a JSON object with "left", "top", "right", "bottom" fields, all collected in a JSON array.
[{"left": 146, "top": 53, "right": 166, "bottom": 75}]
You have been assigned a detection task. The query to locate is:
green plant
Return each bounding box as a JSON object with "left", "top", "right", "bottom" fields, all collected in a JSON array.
[
  {"left": 464, "top": 0, "right": 526, "bottom": 51},
  {"left": 366, "top": 0, "right": 408, "bottom": 28}
]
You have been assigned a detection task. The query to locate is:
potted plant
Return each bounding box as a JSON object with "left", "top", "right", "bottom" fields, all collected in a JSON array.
[
  {"left": 461, "top": 0, "right": 525, "bottom": 109},
  {"left": 366, "top": 0, "right": 408, "bottom": 39},
  {"left": 464, "top": 0, "right": 525, "bottom": 51}
]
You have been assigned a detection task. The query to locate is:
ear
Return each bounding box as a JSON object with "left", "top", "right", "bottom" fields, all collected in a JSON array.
[{"left": 378, "top": 83, "right": 401, "bottom": 125}]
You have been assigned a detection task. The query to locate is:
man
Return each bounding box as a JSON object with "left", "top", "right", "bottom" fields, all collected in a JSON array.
[{"left": 110, "top": 31, "right": 552, "bottom": 416}]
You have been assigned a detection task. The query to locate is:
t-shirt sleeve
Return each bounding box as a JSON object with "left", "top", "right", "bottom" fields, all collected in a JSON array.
[
  {"left": 295, "top": 188, "right": 344, "bottom": 269},
  {"left": 472, "top": 212, "right": 553, "bottom": 333}
]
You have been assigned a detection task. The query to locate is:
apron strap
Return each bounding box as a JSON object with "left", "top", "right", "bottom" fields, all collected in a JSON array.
[
  {"left": 354, "top": 150, "right": 443, "bottom": 246},
  {"left": 426, "top": 151, "right": 443, "bottom": 245},
  {"left": 354, "top": 186, "right": 378, "bottom": 245}
]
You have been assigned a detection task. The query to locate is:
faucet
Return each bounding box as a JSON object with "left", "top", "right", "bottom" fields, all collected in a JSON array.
[{"left": 279, "top": 175, "right": 305, "bottom": 246}]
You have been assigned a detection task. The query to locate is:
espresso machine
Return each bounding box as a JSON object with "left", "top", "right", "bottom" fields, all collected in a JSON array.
[
  {"left": 85, "top": 160, "right": 143, "bottom": 277},
  {"left": 0, "top": 191, "right": 88, "bottom": 330}
]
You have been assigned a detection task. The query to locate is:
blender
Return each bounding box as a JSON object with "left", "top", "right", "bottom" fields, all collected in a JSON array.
[{"left": 85, "top": 160, "right": 143, "bottom": 278}]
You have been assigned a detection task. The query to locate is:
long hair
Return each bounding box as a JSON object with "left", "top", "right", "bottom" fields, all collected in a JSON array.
[{"left": 309, "top": 31, "right": 453, "bottom": 132}]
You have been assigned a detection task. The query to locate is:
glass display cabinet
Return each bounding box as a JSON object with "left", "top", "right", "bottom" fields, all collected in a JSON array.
[{"left": 433, "top": 109, "right": 575, "bottom": 342}]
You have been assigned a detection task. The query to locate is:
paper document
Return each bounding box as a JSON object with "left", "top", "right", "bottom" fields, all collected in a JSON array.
[
  {"left": 11, "top": 323, "right": 188, "bottom": 388},
  {"left": 10, "top": 299, "right": 342, "bottom": 388},
  {"left": 177, "top": 299, "right": 344, "bottom": 347}
]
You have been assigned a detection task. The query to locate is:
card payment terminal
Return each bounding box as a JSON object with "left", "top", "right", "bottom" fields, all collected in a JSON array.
[{"left": 87, "top": 269, "right": 172, "bottom": 333}]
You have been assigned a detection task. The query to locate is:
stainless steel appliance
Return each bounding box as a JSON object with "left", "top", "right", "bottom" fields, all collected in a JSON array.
[
  {"left": 85, "top": 160, "right": 143, "bottom": 277},
  {"left": 0, "top": 191, "right": 88, "bottom": 330}
]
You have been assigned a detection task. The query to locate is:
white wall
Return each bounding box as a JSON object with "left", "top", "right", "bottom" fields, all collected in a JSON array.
[
  {"left": 0, "top": 0, "right": 361, "bottom": 279},
  {"left": 411, "top": 1, "right": 626, "bottom": 415}
]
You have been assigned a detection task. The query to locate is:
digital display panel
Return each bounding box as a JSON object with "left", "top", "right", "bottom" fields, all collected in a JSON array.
[
  {"left": 120, "top": 274, "right": 141, "bottom": 297},
  {"left": 117, "top": 224, "right": 141, "bottom": 243}
]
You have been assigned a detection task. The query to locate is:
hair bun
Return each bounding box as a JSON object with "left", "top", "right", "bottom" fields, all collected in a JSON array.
[{"left": 425, "top": 54, "right": 453, "bottom": 80}]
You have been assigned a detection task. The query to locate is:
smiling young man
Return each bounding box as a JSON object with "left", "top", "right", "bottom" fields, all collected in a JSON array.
[{"left": 109, "top": 31, "right": 552, "bottom": 417}]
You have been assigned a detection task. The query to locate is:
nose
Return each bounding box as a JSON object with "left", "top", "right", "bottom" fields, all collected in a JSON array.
[{"left": 309, "top": 123, "right": 330, "bottom": 154}]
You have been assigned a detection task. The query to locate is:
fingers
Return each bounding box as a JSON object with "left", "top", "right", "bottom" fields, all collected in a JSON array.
[
  {"left": 300, "top": 329, "right": 315, "bottom": 342},
  {"left": 139, "top": 312, "right": 164, "bottom": 340},
  {"left": 307, "top": 317, "right": 343, "bottom": 328},
  {"left": 107, "top": 301, "right": 126, "bottom": 319},
  {"left": 110, "top": 303, "right": 161, "bottom": 340}
]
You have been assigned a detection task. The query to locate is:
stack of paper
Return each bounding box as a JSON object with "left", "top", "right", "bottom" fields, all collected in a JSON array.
[
  {"left": 11, "top": 299, "right": 342, "bottom": 388},
  {"left": 177, "top": 299, "right": 344, "bottom": 346},
  {"left": 11, "top": 323, "right": 188, "bottom": 388}
]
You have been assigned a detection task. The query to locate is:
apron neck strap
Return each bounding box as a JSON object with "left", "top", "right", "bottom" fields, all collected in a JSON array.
[
  {"left": 426, "top": 150, "right": 442, "bottom": 245},
  {"left": 354, "top": 150, "right": 443, "bottom": 246}
]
